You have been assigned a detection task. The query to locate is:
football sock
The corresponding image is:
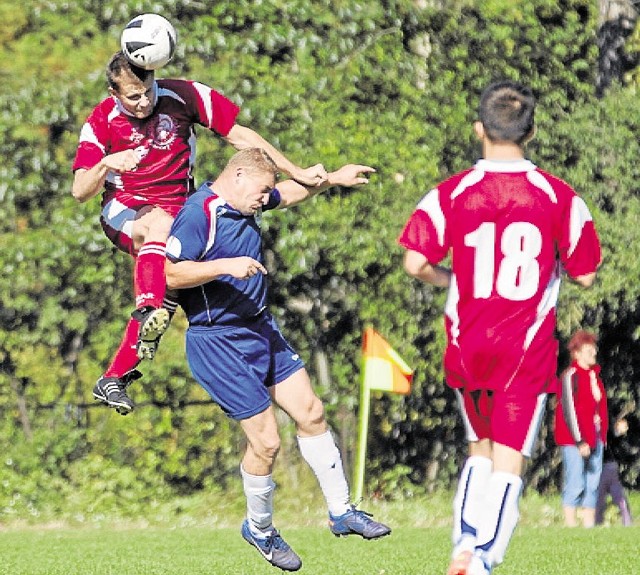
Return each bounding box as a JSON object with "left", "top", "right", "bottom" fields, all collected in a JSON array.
[
  {"left": 241, "top": 465, "right": 275, "bottom": 534},
  {"left": 474, "top": 471, "right": 523, "bottom": 569},
  {"left": 297, "top": 430, "right": 350, "bottom": 516},
  {"left": 134, "top": 241, "right": 167, "bottom": 309},
  {"left": 452, "top": 455, "right": 493, "bottom": 556},
  {"left": 104, "top": 317, "right": 141, "bottom": 378}
]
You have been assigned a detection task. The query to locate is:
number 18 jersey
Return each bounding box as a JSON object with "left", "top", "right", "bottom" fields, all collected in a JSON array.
[{"left": 399, "top": 159, "right": 601, "bottom": 393}]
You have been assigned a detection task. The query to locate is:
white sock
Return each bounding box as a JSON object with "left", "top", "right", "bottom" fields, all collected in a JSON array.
[
  {"left": 297, "top": 430, "right": 350, "bottom": 516},
  {"left": 452, "top": 456, "right": 493, "bottom": 556},
  {"left": 241, "top": 465, "right": 275, "bottom": 534},
  {"left": 474, "top": 471, "right": 523, "bottom": 569}
]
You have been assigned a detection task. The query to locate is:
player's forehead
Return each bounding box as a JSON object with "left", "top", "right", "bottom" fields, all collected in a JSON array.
[
  {"left": 246, "top": 170, "right": 276, "bottom": 190},
  {"left": 114, "top": 71, "right": 155, "bottom": 97}
]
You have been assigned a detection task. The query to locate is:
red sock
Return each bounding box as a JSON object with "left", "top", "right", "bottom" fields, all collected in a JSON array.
[
  {"left": 134, "top": 241, "right": 167, "bottom": 309},
  {"left": 104, "top": 318, "right": 141, "bottom": 378}
]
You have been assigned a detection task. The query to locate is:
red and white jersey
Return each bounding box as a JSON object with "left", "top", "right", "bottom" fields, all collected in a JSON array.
[
  {"left": 399, "top": 159, "right": 602, "bottom": 393},
  {"left": 73, "top": 79, "right": 240, "bottom": 211}
]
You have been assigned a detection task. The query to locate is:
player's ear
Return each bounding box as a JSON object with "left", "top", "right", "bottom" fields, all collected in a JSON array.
[
  {"left": 473, "top": 121, "right": 485, "bottom": 141},
  {"left": 523, "top": 125, "right": 536, "bottom": 145}
]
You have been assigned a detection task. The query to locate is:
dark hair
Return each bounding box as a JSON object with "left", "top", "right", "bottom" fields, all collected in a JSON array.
[
  {"left": 106, "top": 51, "right": 153, "bottom": 92},
  {"left": 568, "top": 330, "right": 598, "bottom": 354},
  {"left": 479, "top": 81, "right": 536, "bottom": 144}
]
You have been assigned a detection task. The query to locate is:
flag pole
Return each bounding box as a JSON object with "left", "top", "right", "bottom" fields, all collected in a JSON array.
[{"left": 353, "top": 355, "right": 371, "bottom": 502}]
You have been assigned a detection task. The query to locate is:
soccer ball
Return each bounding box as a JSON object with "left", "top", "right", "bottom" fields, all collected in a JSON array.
[{"left": 120, "top": 13, "right": 177, "bottom": 70}]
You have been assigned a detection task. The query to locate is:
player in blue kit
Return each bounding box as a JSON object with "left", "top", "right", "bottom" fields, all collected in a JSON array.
[{"left": 165, "top": 148, "right": 391, "bottom": 572}]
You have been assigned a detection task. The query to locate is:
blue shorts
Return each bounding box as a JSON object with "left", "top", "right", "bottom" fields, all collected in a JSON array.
[{"left": 185, "top": 312, "right": 305, "bottom": 420}]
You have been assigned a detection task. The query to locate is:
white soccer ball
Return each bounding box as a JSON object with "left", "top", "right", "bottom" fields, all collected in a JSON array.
[{"left": 120, "top": 13, "right": 177, "bottom": 71}]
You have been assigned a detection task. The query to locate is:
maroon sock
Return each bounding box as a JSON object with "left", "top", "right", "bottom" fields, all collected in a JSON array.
[{"left": 134, "top": 241, "right": 167, "bottom": 309}]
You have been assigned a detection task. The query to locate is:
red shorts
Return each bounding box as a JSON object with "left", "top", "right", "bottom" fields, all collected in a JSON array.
[
  {"left": 454, "top": 387, "right": 547, "bottom": 456},
  {"left": 99, "top": 191, "right": 184, "bottom": 255}
]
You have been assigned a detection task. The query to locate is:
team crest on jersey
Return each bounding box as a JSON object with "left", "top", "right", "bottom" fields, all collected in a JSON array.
[{"left": 149, "top": 113, "right": 178, "bottom": 150}]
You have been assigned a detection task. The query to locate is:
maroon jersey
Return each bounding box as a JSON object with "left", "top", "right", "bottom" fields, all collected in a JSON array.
[
  {"left": 399, "top": 159, "right": 601, "bottom": 393},
  {"left": 73, "top": 79, "right": 240, "bottom": 212}
]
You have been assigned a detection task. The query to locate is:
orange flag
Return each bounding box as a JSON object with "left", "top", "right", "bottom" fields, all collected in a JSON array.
[{"left": 362, "top": 327, "right": 413, "bottom": 395}]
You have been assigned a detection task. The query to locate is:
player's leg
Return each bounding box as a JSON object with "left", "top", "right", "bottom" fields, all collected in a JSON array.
[
  {"left": 270, "top": 369, "right": 349, "bottom": 513},
  {"left": 240, "top": 405, "right": 281, "bottom": 525},
  {"left": 130, "top": 206, "right": 174, "bottom": 360},
  {"left": 94, "top": 200, "right": 149, "bottom": 413},
  {"left": 267, "top": 322, "right": 390, "bottom": 539},
  {"left": 239, "top": 407, "right": 302, "bottom": 572},
  {"left": 467, "top": 391, "right": 546, "bottom": 575},
  {"left": 185, "top": 324, "right": 301, "bottom": 571},
  {"left": 448, "top": 390, "right": 493, "bottom": 575}
]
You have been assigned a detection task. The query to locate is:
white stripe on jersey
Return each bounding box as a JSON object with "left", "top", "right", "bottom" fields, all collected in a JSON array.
[
  {"left": 451, "top": 168, "right": 485, "bottom": 200},
  {"left": 445, "top": 273, "right": 461, "bottom": 344},
  {"left": 526, "top": 170, "right": 558, "bottom": 203},
  {"left": 417, "top": 188, "right": 446, "bottom": 245},
  {"left": 568, "top": 196, "right": 593, "bottom": 257},
  {"left": 157, "top": 86, "right": 186, "bottom": 105},
  {"left": 107, "top": 104, "right": 121, "bottom": 122},
  {"left": 503, "top": 263, "right": 561, "bottom": 391},
  {"left": 192, "top": 81, "right": 214, "bottom": 128},
  {"left": 523, "top": 260, "right": 561, "bottom": 349},
  {"left": 204, "top": 196, "right": 227, "bottom": 256},
  {"left": 78, "top": 123, "right": 105, "bottom": 153}
]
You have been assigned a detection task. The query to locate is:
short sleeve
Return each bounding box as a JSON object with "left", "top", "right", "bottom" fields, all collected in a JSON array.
[
  {"left": 398, "top": 188, "right": 450, "bottom": 264},
  {"left": 166, "top": 202, "right": 210, "bottom": 262}
]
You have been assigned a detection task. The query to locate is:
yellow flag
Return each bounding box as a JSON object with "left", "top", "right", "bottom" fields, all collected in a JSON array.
[{"left": 362, "top": 327, "right": 413, "bottom": 395}]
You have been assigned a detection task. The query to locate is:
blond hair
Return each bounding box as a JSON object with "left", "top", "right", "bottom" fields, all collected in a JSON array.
[{"left": 226, "top": 148, "right": 278, "bottom": 179}]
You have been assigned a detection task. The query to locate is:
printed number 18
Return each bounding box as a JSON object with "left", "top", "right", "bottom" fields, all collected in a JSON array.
[{"left": 464, "top": 222, "right": 542, "bottom": 301}]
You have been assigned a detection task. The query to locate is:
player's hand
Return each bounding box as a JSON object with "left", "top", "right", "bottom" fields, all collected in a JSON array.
[
  {"left": 102, "top": 150, "right": 141, "bottom": 173},
  {"left": 293, "top": 164, "right": 329, "bottom": 187},
  {"left": 329, "top": 164, "right": 376, "bottom": 187},
  {"left": 227, "top": 257, "right": 268, "bottom": 280}
]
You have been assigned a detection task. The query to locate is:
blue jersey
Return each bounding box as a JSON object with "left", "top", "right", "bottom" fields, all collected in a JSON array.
[{"left": 166, "top": 181, "right": 281, "bottom": 326}]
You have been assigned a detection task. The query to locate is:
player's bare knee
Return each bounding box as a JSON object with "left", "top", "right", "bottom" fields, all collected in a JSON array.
[
  {"left": 255, "top": 436, "right": 281, "bottom": 464},
  {"left": 296, "top": 397, "right": 326, "bottom": 434}
]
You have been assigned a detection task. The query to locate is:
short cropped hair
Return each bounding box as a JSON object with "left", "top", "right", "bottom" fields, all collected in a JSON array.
[
  {"left": 567, "top": 330, "right": 598, "bottom": 354},
  {"left": 479, "top": 81, "right": 536, "bottom": 144},
  {"left": 226, "top": 148, "right": 278, "bottom": 179},
  {"left": 106, "top": 51, "right": 153, "bottom": 92}
]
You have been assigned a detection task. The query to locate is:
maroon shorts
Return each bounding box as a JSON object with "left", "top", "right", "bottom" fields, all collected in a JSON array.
[
  {"left": 99, "top": 192, "right": 183, "bottom": 255},
  {"left": 454, "top": 387, "right": 547, "bottom": 456}
]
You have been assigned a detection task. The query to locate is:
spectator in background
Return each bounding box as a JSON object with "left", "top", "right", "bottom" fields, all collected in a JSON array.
[
  {"left": 554, "top": 330, "right": 608, "bottom": 528},
  {"left": 596, "top": 415, "right": 633, "bottom": 526}
]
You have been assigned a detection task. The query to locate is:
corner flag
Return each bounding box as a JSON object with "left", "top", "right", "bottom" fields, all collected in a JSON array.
[
  {"left": 362, "top": 327, "right": 413, "bottom": 395},
  {"left": 353, "top": 327, "right": 414, "bottom": 501}
]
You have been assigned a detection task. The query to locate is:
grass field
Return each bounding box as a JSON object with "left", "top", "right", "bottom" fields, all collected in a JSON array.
[
  {"left": 0, "top": 490, "right": 638, "bottom": 575},
  {"left": 0, "top": 524, "right": 637, "bottom": 575}
]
